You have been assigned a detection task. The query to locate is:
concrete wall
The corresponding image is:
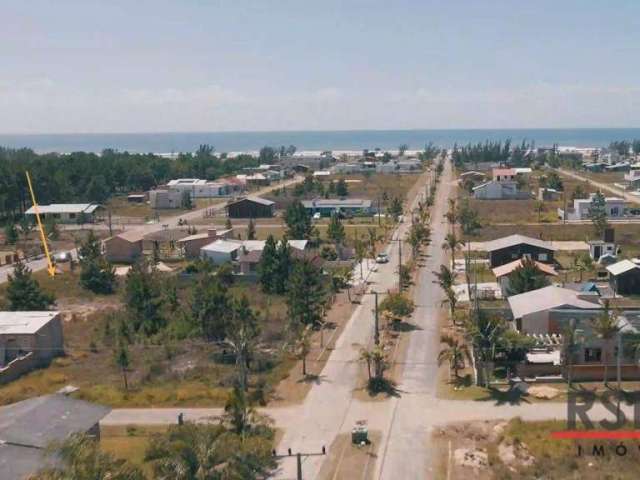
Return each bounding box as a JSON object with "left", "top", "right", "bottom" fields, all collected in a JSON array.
[{"left": 521, "top": 310, "right": 550, "bottom": 335}]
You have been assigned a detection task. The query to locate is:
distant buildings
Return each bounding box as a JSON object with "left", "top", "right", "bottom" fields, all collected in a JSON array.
[
  {"left": 472, "top": 168, "right": 530, "bottom": 200},
  {"left": 0, "top": 311, "right": 63, "bottom": 384},
  {"left": 166, "top": 178, "right": 231, "bottom": 198},
  {"left": 25, "top": 203, "right": 103, "bottom": 223},
  {"left": 301, "top": 198, "right": 373, "bottom": 217},
  {"left": 558, "top": 193, "right": 625, "bottom": 221},
  {"left": 483, "top": 234, "right": 555, "bottom": 268}
]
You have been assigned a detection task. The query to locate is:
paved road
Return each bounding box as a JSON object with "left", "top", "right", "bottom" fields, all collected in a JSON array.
[{"left": 0, "top": 177, "right": 302, "bottom": 284}]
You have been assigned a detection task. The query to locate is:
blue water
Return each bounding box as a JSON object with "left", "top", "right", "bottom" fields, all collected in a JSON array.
[{"left": 1, "top": 128, "right": 639, "bottom": 154}]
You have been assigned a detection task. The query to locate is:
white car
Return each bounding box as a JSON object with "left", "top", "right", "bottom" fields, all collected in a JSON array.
[{"left": 376, "top": 253, "right": 389, "bottom": 264}]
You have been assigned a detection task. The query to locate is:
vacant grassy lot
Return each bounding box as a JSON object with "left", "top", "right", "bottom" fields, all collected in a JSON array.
[
  {"left": 578, "top": 170, "right": 625, "bottom": 185},
  {"left": 0, "top": 273, "right": 295, "bottom": 408},
  {"left": 434, "top": 417, "right": 640, "bottom": 480}
]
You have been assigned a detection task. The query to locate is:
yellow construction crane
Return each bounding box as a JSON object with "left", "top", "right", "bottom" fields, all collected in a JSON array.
[{"left": 25, "top": 171, "right": 56, "bottom": 276}]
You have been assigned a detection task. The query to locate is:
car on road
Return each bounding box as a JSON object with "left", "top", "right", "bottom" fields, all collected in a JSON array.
[{"left": 376, "top": 253, "right": 389, "bottom": 264}]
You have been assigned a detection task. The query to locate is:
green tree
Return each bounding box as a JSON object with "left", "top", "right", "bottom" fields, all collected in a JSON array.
[
  {"left": 275, "top": 239, "right": 293, "bottom": 294},
  {"left": 114, "top": 340, "right": 130, "bottom": 391},
  {"left": 438, "top": 334, "right": 471, "bottom": 379},
  {"left": 336, "top": 178, "right": 349, "bottom": 197},
  {"left": 225, "top": 295, "right": 260, "bottom": 391},
  {"left": 327, "top": 212, "right": 345, "bottom": 245},
  {"left": 379, "top": 292, "right": 415, "bottom": 319},
  {"left": 6, "top": 259, "right": 55, "bottom": 310},
  {"left": 387, "top": 197, "right": 403, "bottom": 221},
  {"left": 258, "top": 235, "right": 278, "bottom": 293},
  {"left": 33, "top": 433, "right": 145, "bottom": 480},
  {"left": 247, "top": 217, "right": 256, "bottom": 240},
  {"left": 284, "top": 201, "right": 314, "bottom": 240},
  {"left": 534, "top": 200, "right": 545, "bottom": 222},
  {"left": 79, "top": 231, "right": 116, "bottom": 294},
  {"left": 44, "top": 216, "right": 60, "bottom": 240},
  {"left": 591, "top": 301, "right": 620, "bottom": 387},
  {"left": 588, "top": 191, "right": 609, "bottom": 236},
  {"left": 191, "top": 274, "right": 229, "bottom": 340},
  {"left": 398, "top": 144, "right": 409, "bottom": 156},
  {"left": 85, "top": 174, "right": 110, "bottom": 203},
  {"left": 457, "top": 199, "right": 481, "bottom": 235},
  {"left": 287, "top": 259, "right": 325, "bottom": 326},
  {"left": 506, "top": 257, "right": 550, "bottom": 296},
  {"left": 4, "top": 222, "right": 18, "bottom": 245},
  {"left": 124, "top": 259, "right": 165, "bottom": 336},
  {"left": 442, "top": 232, "right": 464, "bottom": 270},
  {"left": 573, "top": 252, "right": 594, "bottom": 282}
]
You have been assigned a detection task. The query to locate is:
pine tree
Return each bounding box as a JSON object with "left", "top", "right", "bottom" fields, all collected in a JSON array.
[
  {"left": 79, "top": 231, "right": 116, "bottom": 294},
  {"left": 275, "top": 238, "right": 292, "bottom": 294},
  {"left": 124, "top": 259, "right": 165, "bottom": 336},
  {"left": 4, "top": 223, "right": 18, "bottom": 245},
  {"left": 336, "top": 178, "right": 348, "bottom": 197},
  {"left": 327, "top": 213, "right": 345, "bottom": 245},
  {"left": 506, "top": 258, "right": 550, "bottom": 296},
  {"left": 589, "top": 191, "right": 609, "bottom": 236},
  {"left": 284, "top": 201, "right": 314, "bottom": 240},
  {"left": 115, "top": 340, "right": 130, "bottom": 391},
  {"left": 247, "top": 218, "right": 256, "bottom": 240},
  {"left": 287, "top": 259, "right": 325, "bottom": 326},
  {"left": 191, "top": 275, "right": 229, "bottom": 340},
  {"left": 6, "top": 260, "right": 55, "bottom": 311},
  {"left": 258, "top": 235, "right": 278, "bottom": 293}
]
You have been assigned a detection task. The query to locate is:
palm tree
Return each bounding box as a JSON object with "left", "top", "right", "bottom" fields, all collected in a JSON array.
[
  {"left": 444, "top": 198, "right": 457, "bottom": 232},
  {"left": 441, "top": 287, "right": 458, "bottom": 321},
  {"left": 438, "top": 334, "right": 471, "bottom": 380},
  {"left": 442, "top": 232, "right": 464, "bottom": 270},
  {"left": 464, "top": 312, "right": 505, "bottom": 387},
  {"left": 562, "top": 318, "right": 579, "bottom": 389},
  {"left": 591, "top": 301, "right": 621, "bottom": 387},
  {"left": 360, "top": 348, "right": 373, "bottom": 382},
  {"left": 225, "top": 295, "right": 260, "bottom": 391},
  {"left": 433, "top": 264, "right": 455, "bottom": 291}
]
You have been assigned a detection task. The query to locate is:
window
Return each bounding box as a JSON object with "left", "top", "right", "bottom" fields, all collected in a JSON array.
[
  {"left": 610, "top": 207, "right": 619, "bottom": 216},
  {"left": 53, "top": 213, "right": 61, "bottom": 219},
  {"left": 538, "top": 253, "right": 548, "bottom": 261},
  {"left": 69, "top": 213, "right": 76, "bottom": 219},
  {"left": 584, "top": 348, "right": 602, "bottom": 362},
  {"left": 523, "top": 253, "right": 532, "bottom": 260}
]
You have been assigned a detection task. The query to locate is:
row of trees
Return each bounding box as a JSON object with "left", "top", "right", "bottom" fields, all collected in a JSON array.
[
  {"left": 0, "top": 144, "right": 259, "bottom": 220},
  {"left": 451, "top": 140, "right": 535, "bottom": 169}
]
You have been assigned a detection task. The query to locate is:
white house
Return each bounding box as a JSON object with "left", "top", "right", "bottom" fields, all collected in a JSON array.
[
  {"left": 473, "top": 168, "right": 529, "bottom": 200},
  {"left": 166, "top": 179, "right": 231, "bottom": 198},
  {"left": 25, "top": 204, "right": 103, "bottom": 223},
  {"left": 200, "top": 240, "right": 242, "bottom": 264},
  {"left": 558, "top": 193, "right": 625, "bottom": 221}
]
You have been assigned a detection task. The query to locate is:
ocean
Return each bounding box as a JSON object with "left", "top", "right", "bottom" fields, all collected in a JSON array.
[{"left": 1, "top": 128, "right": 639, "bottom": 154}]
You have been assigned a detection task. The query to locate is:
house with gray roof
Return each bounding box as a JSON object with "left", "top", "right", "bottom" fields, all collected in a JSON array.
[
  {"left": 301, "top": 198, "right": 373, "bottom": 217},
  {"left": 25, "top": 203, "right": 103, "bottom": 224},
  {"left": 484, "top": 234, "right": 556, "bottom": 268},
  {"left": 0, "top": 393, "right": 110, "bottom": 479}
]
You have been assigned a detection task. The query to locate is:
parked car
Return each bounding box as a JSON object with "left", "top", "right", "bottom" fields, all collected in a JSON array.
[
  {"left": 53, "top": 251, "right": 72, "bottom": 263},
  {"left": 376, "top": 253, "right": 389, "bottom": 264}
]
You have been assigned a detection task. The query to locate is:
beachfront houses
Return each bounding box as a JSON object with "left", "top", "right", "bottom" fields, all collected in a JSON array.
[
  {"left": 166, "top": 179, "right": 232, "bottom": 198},
  {"left": 484, "top": 234, "right": 556, "bottom": 268},
  {"left": 558, "top": 193, "right": 625, "bottom": 221},
  {"left": 25, "top": 203, "right": 103, "bottom": 224},
  {"left": 0, "top": 311, "right": 63, "bottom": 384},
  {"left": 301, "top": 198, "right": 374, "bottom": 217}
]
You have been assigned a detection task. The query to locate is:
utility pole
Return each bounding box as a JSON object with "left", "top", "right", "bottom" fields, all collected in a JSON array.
[
  {"left": 377, "top": 197, "right": 381, "bottom": 226},
  {"left": 397, "top": 238, "right": 402, "bottom": 292},
  {"left": 107, "top": 209, "right": 113, "bottom": 237},
  {"left": 373, "top": 290, "right": 380, "bottom": 345},
  {"left": 274, "top": 447, "right": 326, "bottom": 480}
]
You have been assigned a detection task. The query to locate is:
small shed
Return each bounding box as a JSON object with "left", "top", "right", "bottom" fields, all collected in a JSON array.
[
  {"left": 226, "top": 196, "right": 275, "bottom": 218},
  {"left": 607, "top": 260, "right": 640, "bottom": 295},
  {"left": 104, "top": 229, "right": 144, "bottom": 263},
  {"left": 201, "top": 240, "right": 242, "bottom": 264},
  {"left": 0, "top": 311, "right": 63, "bottom": 384}
]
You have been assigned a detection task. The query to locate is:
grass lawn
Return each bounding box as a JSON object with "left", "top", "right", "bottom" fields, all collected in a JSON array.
[{"left": 101, "top": 425, "right": 168, "bottom": 477}]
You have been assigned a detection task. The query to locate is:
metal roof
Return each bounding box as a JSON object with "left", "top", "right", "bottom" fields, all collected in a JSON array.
[
  {"left": 508, "top": 285, "right": 600, "bottom": 319},
  {"left": 227, "top": 196, "right": 275, "bottom": 207},
  {"left": 25, "top": 203, "right": 101, "bottom": 215},
  {"left": 492, "top": 259, "right": 557, "bottom": 278},
  {"left": 301, "top": 198, "right": 372, "bottom": 208},
  {"left": 484, "top": 234, "right": 555, "bottom": 253},
  {"left": 202, "top": 239, "right": 243, "bottom": 253},
  {"left": 606, "top": 259, "right": 640, "bottom": 276},
  {"left": 0, "top": 311, "right": 60, "bottom": 335}
]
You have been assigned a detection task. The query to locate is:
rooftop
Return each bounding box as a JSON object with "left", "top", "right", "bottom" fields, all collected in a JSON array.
[
  {"left": 301, "top": 198, "right": 372, "bottom": 208},
  {"left": 493, "top": 168, "right": 516, "bottom": 177},
  {"left": 25, "top": 203, "right": 101, "bottom": 215},
  {"left": 492, "top": 258, "right": 557, "bottom": 278},
  {"left": 484, "top": 234, "right": 555, "bottom": 253},
  {"left": 508, "top": 285, "right": 600, "bottom": 319},
  {"left": 0, "top": 311, "right": 60, "bottom": 335},
  {"left": 606, "top": 259, "right": 640, "bottom": 276},
  {"left": 227, "top": 196, "right": 275, "bottom": 207},
  {"left": 0, "top": 394, "right": 110, "bottom": 479}
]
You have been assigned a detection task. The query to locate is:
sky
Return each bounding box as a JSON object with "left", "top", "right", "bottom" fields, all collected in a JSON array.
[{"left": 1, "top": 0, "right": 640, "bottom": 134}]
